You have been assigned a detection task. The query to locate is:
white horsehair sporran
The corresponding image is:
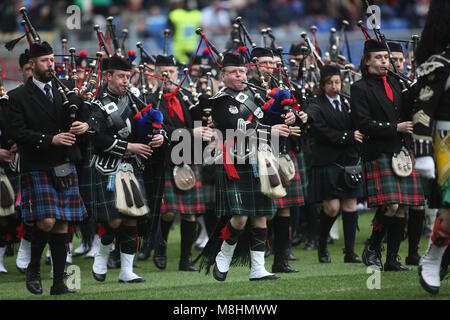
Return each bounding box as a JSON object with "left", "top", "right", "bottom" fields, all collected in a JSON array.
[{"left": 115, "top": 162, "right": 148, "bottom": 217}]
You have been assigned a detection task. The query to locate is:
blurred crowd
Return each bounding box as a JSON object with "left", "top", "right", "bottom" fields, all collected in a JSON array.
[{"left": 0, "top": 0, "right": 431, "bottom": 36}]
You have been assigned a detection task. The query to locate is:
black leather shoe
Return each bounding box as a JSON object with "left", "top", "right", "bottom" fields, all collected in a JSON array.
[
  {"left": 119, "top": 277, "right": 145, "bottom": 283},
  {"left": 304, "top": 240, "right": 317, "bottom": 251},
  {"left": 107, "top": 255, "right": 121, "bottom": 269},
  {"left": 344, "top": 251, "right": 363, "bottom": 263},
  {"left": 92, "top": 270, "right": 106, "bottom": 282},
  {"left": 249, "top": 274, "right": 281, "bottom": 281},
  {"left": 26, "top": 268, "right": 42, "bottom": 295},
  {"left": 179, "top": 260, "right": 199, "bottom": 271},
  {"left": 137, "top": 244, "right": 151, "bottom": 261},
  {"left": 287, "top": 251, "right": 299, "bottom": 261},
  {"left": 213, "top": 264, "right": 227, "bottom": 282},
  {"left": 318, "top": 245, "right": 331, "bottom": 263},
  {"left": 153, "top": 245, "right": 167, "bottom": 270},
  {"left": 384, "top": 256, "right": 411, "bottom": 272},
  {"left": 291, "top": 233, "right": 306, "bottom": 247},
  {"left": 272, "top": 262, "right": 299, "bottom": 273},
  {"left": 362, "top": 242, "right": 383, "bottom": 271},
  {"left": 419, "top": 265, "right": 439, "bottom": 295},
  {"left": 405, "top": 252, "right": 421, "bottom": 266},
  {"left": 50, "top": 282, "right": 79, "bottom": 295}
]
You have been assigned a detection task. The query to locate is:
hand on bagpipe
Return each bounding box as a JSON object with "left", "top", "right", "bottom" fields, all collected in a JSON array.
[{"left": 133, "top": 103, "right": 164, "bottom": 146}]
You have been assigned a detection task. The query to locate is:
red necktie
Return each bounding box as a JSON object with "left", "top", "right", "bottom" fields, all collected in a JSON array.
[
  {"left": 164, "top": 91, "right": 185, "bottom": 124},
  {"left": 381, "top": 76, "right": 394, "bottom": 102}
]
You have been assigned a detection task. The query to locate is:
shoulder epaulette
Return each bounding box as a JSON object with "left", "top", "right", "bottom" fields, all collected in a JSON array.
[
  {"left": 416, "top": 54, "right": 450, "bottom": 78},
  {"left": 209, "top": 87, "right": 230, "bottom": 100}
]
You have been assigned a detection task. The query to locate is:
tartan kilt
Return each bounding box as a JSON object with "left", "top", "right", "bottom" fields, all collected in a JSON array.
[
  {"left": 20, "top": 165, "right": 87, "bottom": 223},
  {"left": 215, "top": 163, "right": 275, "bottom": 217},
  {"left": 364, "top": 152, "right": 424, "bottom": 207},
  {"left": 160, "top": 164, "right": 205, "bottom": 215},
  {"left": 273, "top": 152, "right": 305, "bottom": 208},
  {"left": 91, "top": 159, "right": 149, "bottom": 222},
  {"left": 309, "top": 152, "right": 364, "bottom": 203}
]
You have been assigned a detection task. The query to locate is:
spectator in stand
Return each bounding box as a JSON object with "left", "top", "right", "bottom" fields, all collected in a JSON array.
[
  {"left": 201, "top": 1, "right": 232, "bottom": 36},
  {"left": 120, "top": 0, "right": 148, "bottom": 36},
  {"left": 27, "top": 0, "right": 55, "bottom": 31}
]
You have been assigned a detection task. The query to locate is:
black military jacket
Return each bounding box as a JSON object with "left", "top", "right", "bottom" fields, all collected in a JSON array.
[
  {"left": 8, "top": 77, "right": 88, "bottom": 172},
  {"left": 308, "top": 94, "right": 360, "bottom": 166},
  {"left": 351, "top": 73, "right": 411, "bottom": 161}
]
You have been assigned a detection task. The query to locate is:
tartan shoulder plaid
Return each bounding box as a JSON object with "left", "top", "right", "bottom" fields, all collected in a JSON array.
[{"left": 364, "top": 153, "right": 424, "bottom": 207}]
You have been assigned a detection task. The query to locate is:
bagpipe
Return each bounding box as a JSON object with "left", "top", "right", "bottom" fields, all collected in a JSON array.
[{"left": 126, "top": 87, "right": 164, "bottom": 145}]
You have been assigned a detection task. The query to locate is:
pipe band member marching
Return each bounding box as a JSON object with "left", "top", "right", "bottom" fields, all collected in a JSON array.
[
  {"left": 385, "top": 41, "right": 426, "bottom": 267},
  {"left": 307, "top": 64, "right": 364, "bottom": 264},
  {"left": 352, "top": 39, "right": 425, "bottom": 272},
  {"left": 90, "top": 55, "right": 160, "bottom": 284},
  {"left": 148, "top": 54, "right": 207, "bottom": 272},
  {"left": 196, "top": 52, "right": 296, "bottom": 282},
  {"left": 7, "top": 41, "right": 88, "bottom": 295},
  {"left": 248, "top": 47, "right": 304, "bottom": 273}
]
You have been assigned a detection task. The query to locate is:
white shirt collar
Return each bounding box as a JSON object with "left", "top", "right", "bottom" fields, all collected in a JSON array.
[
  {"left": 325, "top": 94, "right": 341, "bottom": 109},
  {"left": 32, "top": 77, "right": 52, "bottom": 94}
]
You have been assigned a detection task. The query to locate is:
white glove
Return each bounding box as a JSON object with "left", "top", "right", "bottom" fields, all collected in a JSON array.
[{"left": 414, "top": 156, "right": 436, "bottom": 179}]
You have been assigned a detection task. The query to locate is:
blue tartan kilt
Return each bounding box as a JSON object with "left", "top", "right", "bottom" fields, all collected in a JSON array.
[{"left": 20, "top": 164, "right": 87, "bottom": 223}]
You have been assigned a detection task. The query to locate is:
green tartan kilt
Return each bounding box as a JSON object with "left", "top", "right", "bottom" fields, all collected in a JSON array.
[
  {"left": 215, "top": 163, "right": 275, "bottom": 217},
  {"left": 91, "top": 159, "right": 149, "bottom": 222},
  {"left": 160, "top": 164, "right": 205, "bottom": 215},
  {"left": 364, "top": 152, "right": 425, "bottom": 207},
  {"left": 273, "top": 152, "right": 305, "bottom": 208}
]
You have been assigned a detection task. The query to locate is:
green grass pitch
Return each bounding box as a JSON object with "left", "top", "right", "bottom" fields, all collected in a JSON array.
[{"left": 0, "top": 212, "right": 448, "bottom": 300}]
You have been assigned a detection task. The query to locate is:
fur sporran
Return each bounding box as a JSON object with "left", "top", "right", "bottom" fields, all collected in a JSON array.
[
  {"left": 258, "top": 146, "right": 287, "bottom": 199},
  {"left": 115, "top": 163, "right": 148, "bottom": 217},
  {"left": 0, "top": 171, "right": 15, "bottom": 217},
  {"left": 391, "top": 147, "right": 413, "bottom": 177}
]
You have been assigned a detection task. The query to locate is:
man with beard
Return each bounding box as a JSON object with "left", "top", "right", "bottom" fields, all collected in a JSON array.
[{"left": 7, "top": 41, "right": 88, "bottom": 295}]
